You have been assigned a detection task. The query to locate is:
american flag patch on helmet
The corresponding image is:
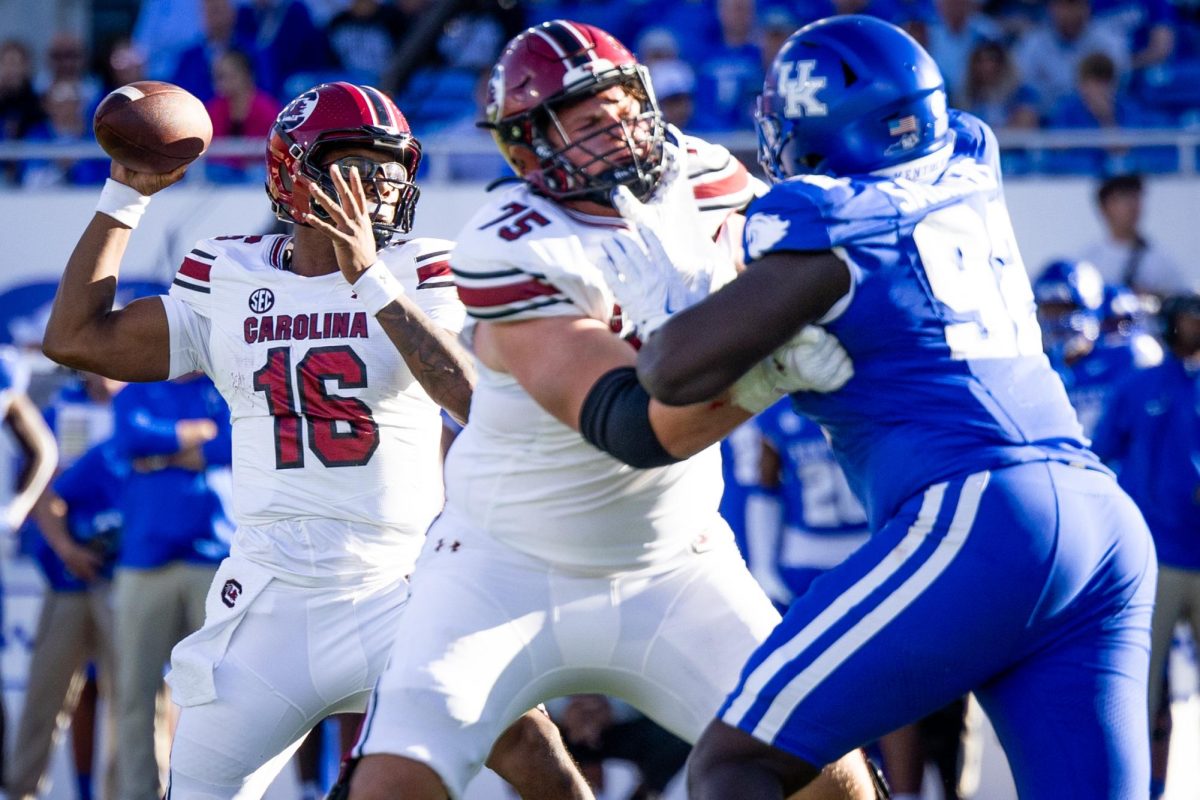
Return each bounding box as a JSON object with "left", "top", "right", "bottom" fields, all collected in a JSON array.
[{"left": 888, "top": 115, "right": 918, "bottom": 136}]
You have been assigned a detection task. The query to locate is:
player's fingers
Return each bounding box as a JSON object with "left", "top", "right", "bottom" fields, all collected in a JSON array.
[
  {"left": 348, "top": 165, "right": 369, "bottom": 217},
  {"left": 301, "top": 209, "right": 345, "bottom": 240},
  {"left": 330, "top": 166, "right": 362, "bottom": 220},
  {"left": 307, "top": 180, "right": 348, "bottom": 227}
]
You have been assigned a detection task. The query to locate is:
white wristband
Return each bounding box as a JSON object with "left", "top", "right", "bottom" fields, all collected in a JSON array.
[
  {"left": 96, "top": 178, "right": 152, "bottom": 228},
  {"left": 352, "top": 261, "right": 405, "bottom": 315}
]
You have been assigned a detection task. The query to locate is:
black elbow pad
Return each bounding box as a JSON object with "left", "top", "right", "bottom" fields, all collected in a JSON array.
[{"left": 578, "top": 367, "right": 681, "bottom": 469}]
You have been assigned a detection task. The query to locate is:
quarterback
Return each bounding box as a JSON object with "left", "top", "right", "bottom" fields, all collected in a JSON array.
[
  {"left": 608, "top": 17, "right": 1156, "bottom": 800},
  {"left": 347, "top": 20, "right": 881, "bottom": 800},
  {"left": 43, "top": 82, "right": 588, "bottom": 799}
]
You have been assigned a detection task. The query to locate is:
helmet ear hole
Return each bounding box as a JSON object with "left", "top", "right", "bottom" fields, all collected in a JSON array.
[{"left": 279, "top": 169, "right": 293, "bottom": 192}]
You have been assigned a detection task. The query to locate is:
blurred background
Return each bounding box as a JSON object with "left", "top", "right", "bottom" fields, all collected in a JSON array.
[{"left": 0, "top": 1, "right": 1198, "bottom": 799}]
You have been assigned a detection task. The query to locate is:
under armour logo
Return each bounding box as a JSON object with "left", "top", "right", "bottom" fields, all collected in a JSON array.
[{"left": 779, "top": 60, "right": 828, "bottom": 118}]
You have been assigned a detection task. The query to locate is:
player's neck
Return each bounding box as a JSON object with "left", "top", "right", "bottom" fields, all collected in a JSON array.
[
  {"left": 288, "top": 226, "right": 342, "bottom": 277},
  {"left": 562, "top": 197, "right": 621, "bottom": 217}
]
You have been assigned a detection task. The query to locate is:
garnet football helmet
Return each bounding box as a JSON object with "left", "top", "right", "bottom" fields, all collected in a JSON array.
[
  {"left": 266, "top": 82, "right": 422, "bottom": 241},
  {"left": 481, "top": 20, "right": 666, "bottom": 204}
]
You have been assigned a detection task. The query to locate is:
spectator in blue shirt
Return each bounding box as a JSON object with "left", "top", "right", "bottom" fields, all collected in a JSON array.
[
  {"left": 1091, "top": 291, "right": 1200, "bottom": 800},
  {"left": 927, "top": 0, "right": 1003, "bottom": 97},
  {"left": 21, "top": 80, "right": 108, "bottom": 188},
  {"left": 239, "top": 0, "right": 335, "bottom": 99},
  {"left": 11, "top": 440, "right": 126, "bottom": 800},
  {"left": 8, "top": 370, "right": 123, "bottom": 800},
  {"left": 132, "top": 0, "right": 203, "bottom": 84},
  {"left": 1046, "top": 52, "right": 1176, "bottom": 173},
  {"left": 1093, "top": 0, "right": 1177, "bottom": 70},
  {"left": 1013, "top": 0, "right": 1129, "bottom": 116},
  {"left": 953, "top": 40, "right": 1040, "bottom": 130},
  {"left": 110, "top": 373, "right": 232, "bottom": 800},
  {"left": 172, "top": 0, "right": 265, "bottom": 103},
  {"left": 691, "top": 0, "right": 762, "bottom": 132}
]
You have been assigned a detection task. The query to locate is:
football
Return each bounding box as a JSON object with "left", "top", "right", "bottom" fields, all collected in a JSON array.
[{"left": 93, "top": 81, "right": 213, "bottom": 174}]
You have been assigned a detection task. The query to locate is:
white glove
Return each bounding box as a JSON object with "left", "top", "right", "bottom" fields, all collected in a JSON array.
[
  {"left": 597, "top": 144, "right": 729, "bottom": 336},
  {"left": 731, "top": 326, "right": 855, "bottom": 413}
]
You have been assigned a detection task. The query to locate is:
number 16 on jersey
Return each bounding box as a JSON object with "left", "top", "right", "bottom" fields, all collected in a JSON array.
[{"left": 252, "top": 345, "right": 379, "bottom": 469}]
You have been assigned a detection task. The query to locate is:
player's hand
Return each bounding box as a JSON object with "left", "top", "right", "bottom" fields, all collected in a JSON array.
[
  {"left": 176, "top": 418, "right": 218, "bottom": 449},
  {"left": 302, "top": 165, "right": 378, "bottom": 282},
  {"left": 773, "top": 326, "right": 854, "bottom": 393},
  {"left": 110, "top": 161, "right": 188, "bottom": 196},
  {"left": 730, "top": 326, "right": 854, "bottom": 412},
  {"left": 59, "top": 541, "right": 104, "bottom": 582},
  {"left": 598, "top": 145, "right": 729, "bottom": 336},
  {"left": 599, "top": 230, "right": 711, "bottom": 336},
  {"left": 170, "top": 445, "right": 207, "bottom": 472}
]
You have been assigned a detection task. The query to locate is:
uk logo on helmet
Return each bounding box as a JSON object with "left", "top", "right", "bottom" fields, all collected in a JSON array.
[
  {"left": 779, "top": 60, "right": 828, "bottom": 118},
  {"left": 278, "top": 90, "right": 319, "bottom": 132}
]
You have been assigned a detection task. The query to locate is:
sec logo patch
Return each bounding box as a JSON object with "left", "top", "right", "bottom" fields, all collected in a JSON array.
[{"left": 248, "top": 288, "right": 275, "bottom": 313}]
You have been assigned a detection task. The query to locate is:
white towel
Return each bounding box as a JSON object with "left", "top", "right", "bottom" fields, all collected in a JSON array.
[{"left": 166, "top": 555, "right": 274, "bottom": 706}]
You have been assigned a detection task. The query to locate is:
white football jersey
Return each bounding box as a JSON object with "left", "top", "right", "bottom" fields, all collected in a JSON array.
[
  {"left": 162, "top": 233, "right": 464, "bottom": 576},
  {"left": 446, "top": 132, "right": 764, "bottom": 572}
]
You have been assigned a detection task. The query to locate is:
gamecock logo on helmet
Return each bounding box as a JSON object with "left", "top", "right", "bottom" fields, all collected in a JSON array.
[{"left": 278, "top": 91, "right": 319, "bottom": 132}]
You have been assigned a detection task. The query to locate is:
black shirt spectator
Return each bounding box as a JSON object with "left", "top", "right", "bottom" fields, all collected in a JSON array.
[
  {"left": 0, "top": 39, "right": 45, "bottom": 143},
  {"left": 326, "top": 0, "right": 408, "bottom": 86}
]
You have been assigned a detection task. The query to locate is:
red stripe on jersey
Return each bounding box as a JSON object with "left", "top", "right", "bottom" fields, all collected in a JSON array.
[
  {"left": 693, "top": 166, "right": 750, "bottom": 200},
  {"left": 179, "top": 257, "right": 212, "bottom": 282},
  {"left": 457, "top": 278, "right": 560, "bottom": 308},
  {"left": 417, "top": 260, "right": 452, "bottom": 285}
]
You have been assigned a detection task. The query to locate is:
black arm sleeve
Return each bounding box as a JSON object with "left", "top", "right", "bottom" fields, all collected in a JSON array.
[{"left": 578, "top": 366, "right": 681, "bottom": 469}]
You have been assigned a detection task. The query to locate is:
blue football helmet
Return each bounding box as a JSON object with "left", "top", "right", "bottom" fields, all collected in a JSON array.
[
  {"left": 1033, "top": 259, "right": 1105, "bottom": 353},
  {"left": 755, "top": 15, "right": 951, "bottom": 182},
  {"left": 1100, "top": 284, "right": 1143, "bottom": 336}
]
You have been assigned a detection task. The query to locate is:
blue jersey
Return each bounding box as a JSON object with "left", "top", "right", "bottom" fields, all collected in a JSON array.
[
  {"left": 719, "top": 422, "right": 764, "bottom": 558},
  {"left": 755, "top": 401, "right": 869, "bottom": 597},
  {"left": 742, "top": 110, "right": 1096, "bottom": 528},
  {"left": 34, "top": 441, "right": 126, "bottom": 591},
  {"left": 112, "top": 377, "right": 233, "bottom": 568},
  {"left": 755, "top": 402, "right": 867, "bottom": 536},
  {"left": 1091, "top": 356, "right": 1200, "bottom": 570},
  {"left": 1049, "top": 336, "right": 1159, "bottom": 439}
]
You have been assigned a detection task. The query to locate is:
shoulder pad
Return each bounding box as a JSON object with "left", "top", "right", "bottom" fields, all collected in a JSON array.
[
  {"left": 679, "top": 133, "right": 765, "bottom": 214},
  {"left": 743, "top": 177, "right": 852, "bottom": 259},
  {"left": 380, "top": 237, "right": 456, "bottom": 289},
  {"left": 949, "top": 110, "right": 1000, "bottom": 173}
]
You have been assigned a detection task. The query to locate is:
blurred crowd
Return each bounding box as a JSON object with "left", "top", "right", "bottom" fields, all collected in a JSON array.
[{"left": 2, "top": 0, "right": 1200, "bottom": 187}]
